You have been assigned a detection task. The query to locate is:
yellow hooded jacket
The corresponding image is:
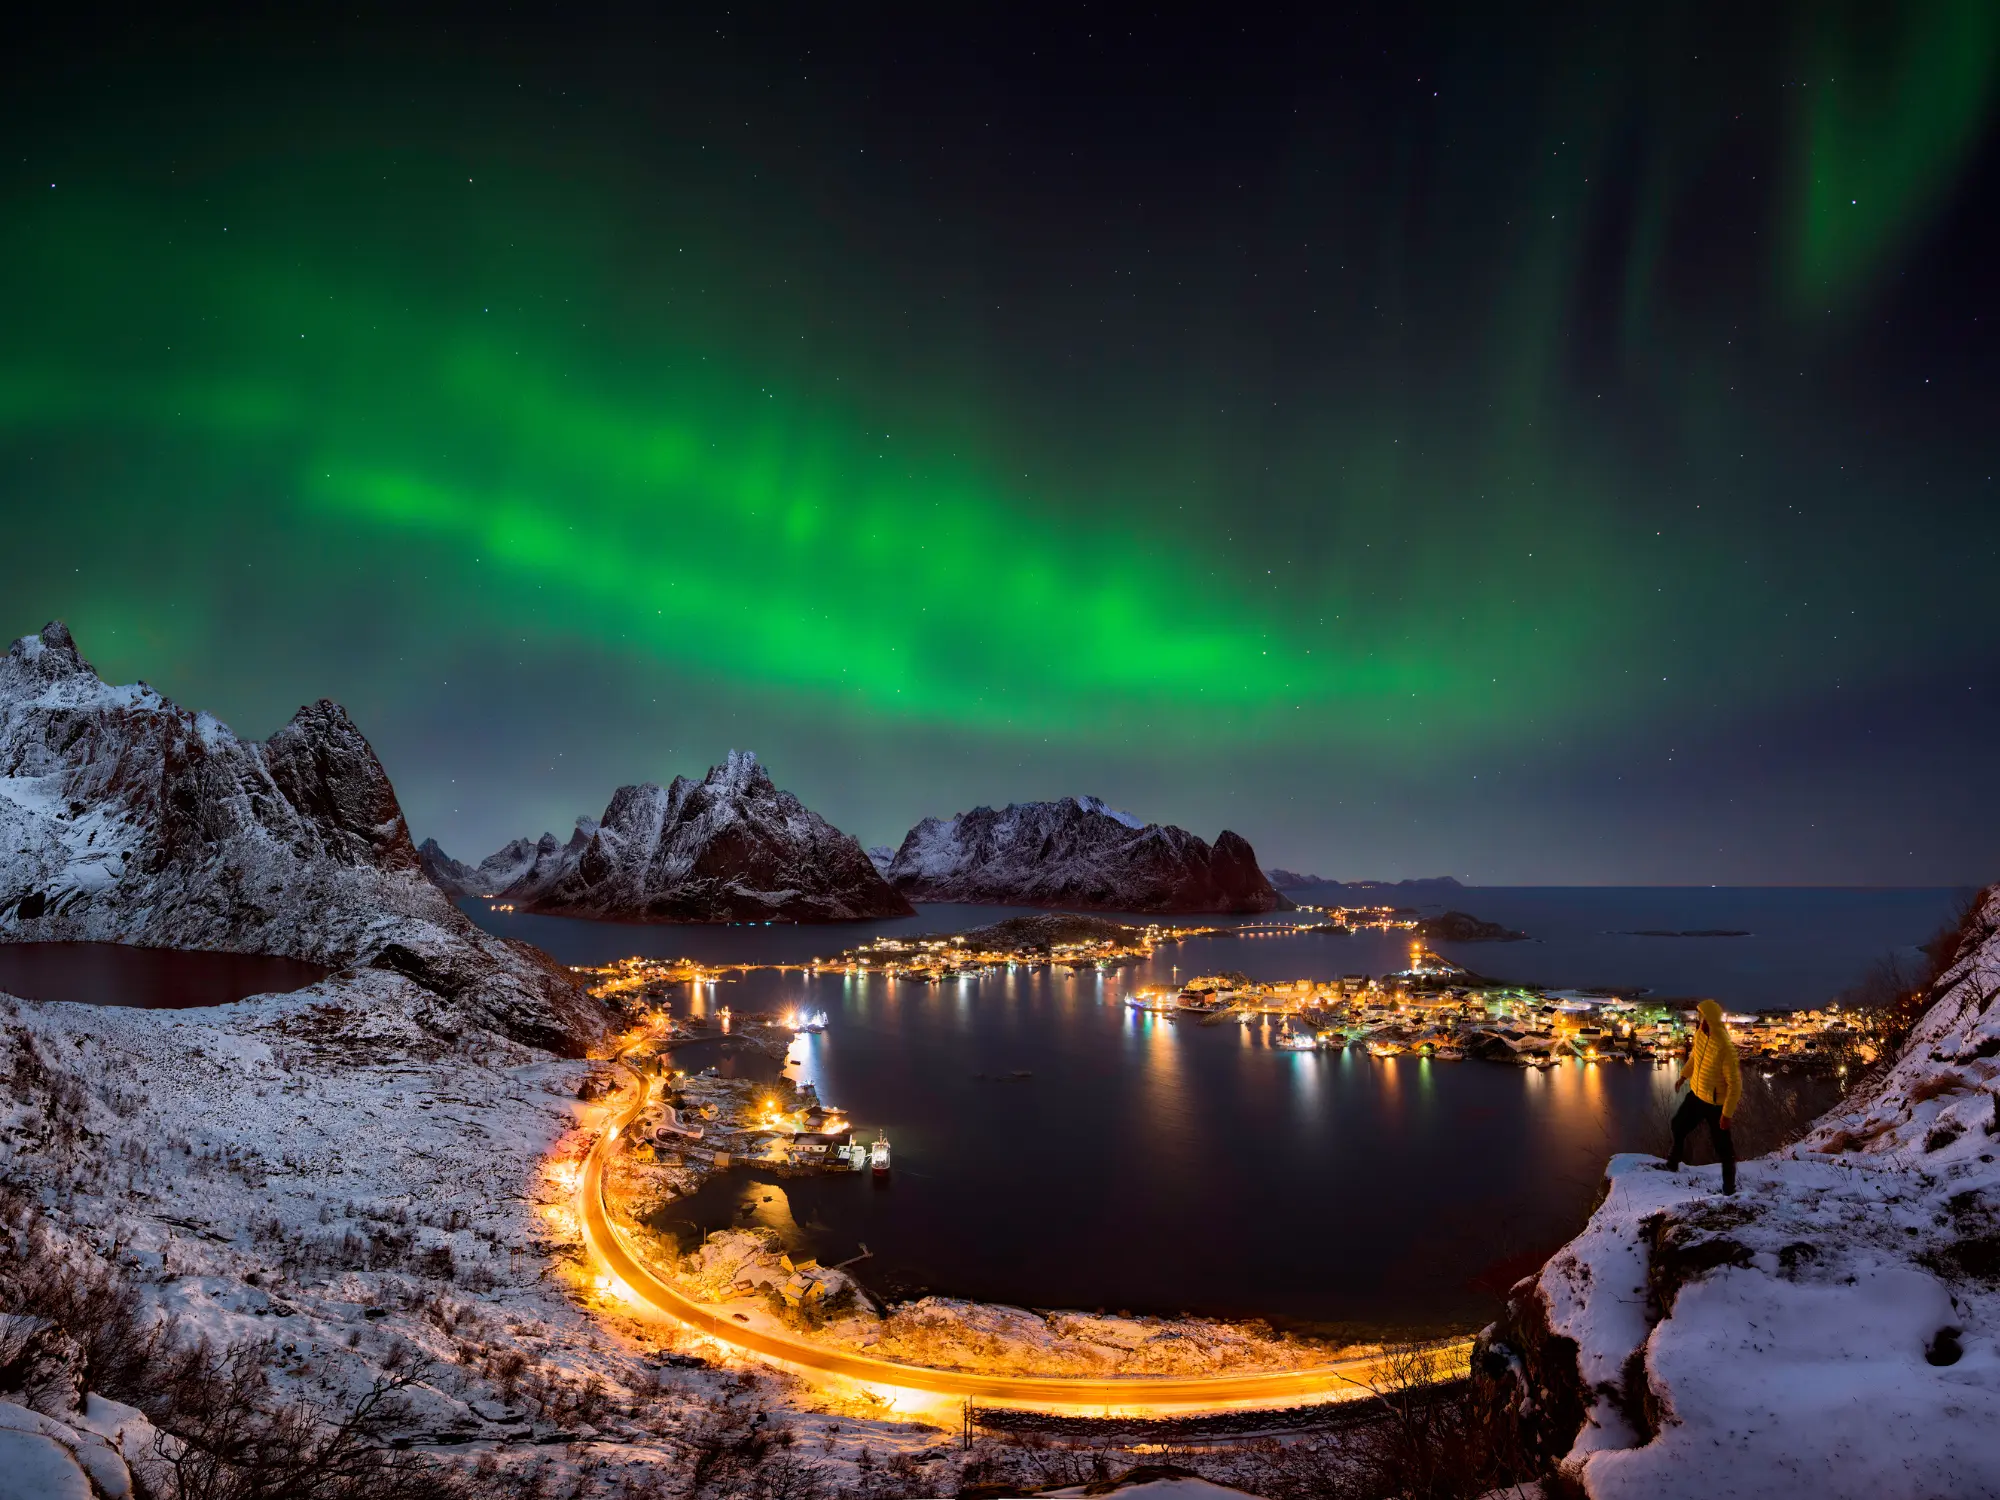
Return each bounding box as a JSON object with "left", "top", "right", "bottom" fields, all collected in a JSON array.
[{"left": 1684, "top": 999, "right": 1742, "bottom": 1117}]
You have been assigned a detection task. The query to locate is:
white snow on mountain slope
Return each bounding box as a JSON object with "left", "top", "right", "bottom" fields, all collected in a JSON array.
[
  {"left": 473, "top": 836, "right": 545, "bottom": 895},
  {"left": 0, "top": 983, "right": 950, "bottom": 1494},
  {"left": 502, "top": 751, "right": 911, "bottom": 923},
  {"left": 419, "top": 836, "right": 550, "bottom": 899},
  {"left": 885, "top": 797, "right": 1287, "bottom": 913},
  {"left": 1501, "top": 885, "right": 2000, "bottom": 1498},
  {"left": 1073, "top": 795, "right": 1145, "bottom": 830},
  {"left": 0, "top": 622, "right": 603, "bottom": 1052}
]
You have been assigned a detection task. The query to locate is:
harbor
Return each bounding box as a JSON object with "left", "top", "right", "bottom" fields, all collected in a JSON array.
[
  {"left": 1127, "top": 946, "right": 1882, "bottom": 1075},
  {"left": 574, "top": 908, "right": 1888, "bottom": 1090},
  {"left": 548, "top": 897, "right": 1884, "bottom": 1333}
]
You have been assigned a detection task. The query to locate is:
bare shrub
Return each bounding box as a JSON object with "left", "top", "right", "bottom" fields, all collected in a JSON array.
[
  {"left": 0, "top": 1244, "right": 466, "bottom": 1499},
  {"left": 1336, "top": 1344, "right": 1521, "bottom": 1497}
]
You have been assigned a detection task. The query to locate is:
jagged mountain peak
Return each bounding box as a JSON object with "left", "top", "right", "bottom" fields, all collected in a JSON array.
[
  {"left": 707, "top": 747, "right": 773, "bottom": 795},
  {"left": 500, "top": 752, "right": 910, "bottom": 923},
  {"left": 887, "top": 796, "right": 1287, "bottom": 913},
  {"left": 5, "top": 621, "right": 118, "bottom": 701},
  {"left": 264, "top": 697, "right": 420, "bottom": 871},
  {"left": 17, "top": 619, "right": 91, "bottom": 675},
  {"left": 0, "top": 620, "right": 603, "bottom": 1052}
]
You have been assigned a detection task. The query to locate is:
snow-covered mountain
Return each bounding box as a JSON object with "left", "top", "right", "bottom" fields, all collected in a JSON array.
[
  {"left": 419, "top": 833, "right": 550, "bottom": 898},
  {"left": 885, "top": 797, "right": 1288, "bottom": 913},
  {"left": 1488, "top": 886, "right": 2000, "bottom": 1497},
  {"left": 416, "top": 837, "right": 479, "bottom": 895},
  {"left": 0, "top": 621, "right": 604, "bottom": 1052},
  {"left": 500, "top": 751, "right": 912, "bottom": 923}
]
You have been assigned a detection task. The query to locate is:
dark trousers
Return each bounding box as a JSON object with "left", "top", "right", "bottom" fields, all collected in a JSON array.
[{"left": 1667, "top": 1091, "right": 1736, "bottom": 1192}]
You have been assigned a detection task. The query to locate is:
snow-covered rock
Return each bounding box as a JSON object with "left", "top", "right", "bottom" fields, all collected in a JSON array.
[
  {"left": 1489, "top": 885, "right": 2000, "bottom": 1498},
  {"left": 416, "top": 837, "right": 479, "bottom": 896},
  {"left": 420, "top": 835, "right": 548, "bottom": 899},
  {"left": 886, "top": 797, "right": 1288, "bottom": 913},
  {"left": 502, "top": 751, "right": 912, "bottom": 923},
  {"left": 0, "top": 1320, "right": 156, "bottom": 1500},
  {"left": 0, "top": 1401, "right": 114, "bottom": 1500},
  {"left": 0, "top": 621, "right": 605, "bottom": 1052}
]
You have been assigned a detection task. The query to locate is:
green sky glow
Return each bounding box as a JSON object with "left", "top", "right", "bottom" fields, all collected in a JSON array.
[
  {"left": 1792, "top": 0, "right": 2000, "bottom": 313},
  {"left": 0, "top": 186, "right": 1647, "bottom": 748},
  {"left": 2, "top": 5, "right": 1996, "bottom": 881}
]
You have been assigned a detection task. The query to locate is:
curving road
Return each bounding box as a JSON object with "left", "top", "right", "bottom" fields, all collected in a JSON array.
[{"left": 577, "top": 1062, "right": 1472, "bottom": 1413}]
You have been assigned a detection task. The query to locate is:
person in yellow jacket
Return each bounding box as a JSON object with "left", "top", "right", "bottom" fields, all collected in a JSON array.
[{"left": 1665, "top": 998, "right": 1740, "bottom": 1194}]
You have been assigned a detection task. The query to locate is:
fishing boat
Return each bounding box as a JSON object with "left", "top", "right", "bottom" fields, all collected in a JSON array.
[
  {"left": 869, "top": 1131, "right": 891, "bottom": 1178},
  {"left": 1273, "top": 1020, "right": 1319, "bottom": 1051}
]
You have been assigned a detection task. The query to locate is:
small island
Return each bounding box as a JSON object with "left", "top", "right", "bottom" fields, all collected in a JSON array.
[{"left": 1417, "top": 910, "right": 1530, "bottom": 943}]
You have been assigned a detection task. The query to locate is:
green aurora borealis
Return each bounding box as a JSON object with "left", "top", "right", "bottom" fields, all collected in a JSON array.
[{"left": 3, "top": 3, "right": 1998, "bottom": 880}]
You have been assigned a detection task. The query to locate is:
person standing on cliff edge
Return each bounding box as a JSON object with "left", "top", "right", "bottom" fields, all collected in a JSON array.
[{"left": 1665, "top": 998, "right": 1741, "bottom": 1195}]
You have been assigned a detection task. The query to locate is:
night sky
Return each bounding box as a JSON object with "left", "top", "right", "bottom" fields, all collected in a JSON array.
[{"left": 4, "top": 3, "right": 1998, "bottom": 883}]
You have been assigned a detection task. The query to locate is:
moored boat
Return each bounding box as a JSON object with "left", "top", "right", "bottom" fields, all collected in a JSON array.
[{"left": 1274, "top": 1020, "right": 1319, "bottom": 1051}]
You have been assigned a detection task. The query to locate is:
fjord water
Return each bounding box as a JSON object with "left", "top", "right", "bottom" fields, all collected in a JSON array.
[
  {"left": 466, "top": 888, "right": 1957, "bottom": 1333},
  {"left": 0, "top": 942, "right": 330, "bottom": 1009}
]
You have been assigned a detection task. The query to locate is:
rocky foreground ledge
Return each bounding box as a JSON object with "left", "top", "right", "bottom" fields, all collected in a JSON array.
[{"left": 1483, "top": 885, "right": 2000, "bottom": 1498}]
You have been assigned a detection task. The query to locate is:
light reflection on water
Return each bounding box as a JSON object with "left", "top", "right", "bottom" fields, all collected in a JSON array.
[
  {"left": 467, "top": 900, "right": 1885, "bottom": 1334},
  {"left": 645, "top": 960, "right": 1719, "bottom": 1335}
]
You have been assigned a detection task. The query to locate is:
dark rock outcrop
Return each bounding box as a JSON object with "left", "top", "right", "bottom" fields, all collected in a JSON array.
[
  {"left": 886, "top": 796, "right": 1289, "bottom": 913},
  {"left": 0, "top": 621, "right": 604, "bottom": 1052},
  {"left": 1417, "top": 910, "right": 1528, "bottom": 943},
  {"left": 417, "top": 838, "right": 480, "bottom": 896},
  {"left": 503, "top": 751, "right": 911, "bottom": 923}
]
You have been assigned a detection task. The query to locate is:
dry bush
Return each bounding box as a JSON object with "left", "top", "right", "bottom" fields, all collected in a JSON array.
[
  {"left": 1859, "top": 888, "right": 1996, "bottom": 1057},
  {"left": 1327, "top": 1342, "right": 1534, "bottom": 1500},
  {"left": 0, "top": 1236, "right": 466, "bottom": 1500}
]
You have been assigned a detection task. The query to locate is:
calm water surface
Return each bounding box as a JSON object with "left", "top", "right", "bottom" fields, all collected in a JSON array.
[
  {"left": 465, "top": 890, "right": 1947, "bottom": 1333},
  {"left": 0, "top": 942, "right": 330, "bottom": 1009}
]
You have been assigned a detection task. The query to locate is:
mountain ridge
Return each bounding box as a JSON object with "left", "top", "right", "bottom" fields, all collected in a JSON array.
[
  {"left": 0, "top": 621, "right": 604, "bottom": 1052},
  {"left": 886, "top": 795, "right": 1287, "bottom": 913},
  {"left": 462, "top": 750, "right": 912, "bottom": 923}
]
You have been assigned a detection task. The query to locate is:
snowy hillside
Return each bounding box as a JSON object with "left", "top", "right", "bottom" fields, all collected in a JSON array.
[
  {"left": 1489, "top": 885, "right": 2000, "bottom": 1497},
  {"left": 0, "top": 977, "right": 971, "bottom": 1496},
  {"left": 885, "top": 796, "right": 1288, "bottom": 913},
  {"left": 500, "top": 751, "right": 912, "bottom": 923},
  {"left": 0, "top": 622, "right": 604, "bottom": 1052}
]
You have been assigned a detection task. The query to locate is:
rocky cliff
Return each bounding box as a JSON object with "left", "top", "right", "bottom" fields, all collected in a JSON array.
[
  {"left": 1484, "top": 886, "right": 2000, "bottom": 1497},
  {"left": 502, "top": 751, "right": 912, "bottom": 923},
  {"left": 886, "top": 796, "right": 1288, "bottom": 913},
  {"left": 0, "top": 622, "right": 605, "bottom": 1052},
  {"left": 416, "top": 837, "right": 479, "bottom": 896}
]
